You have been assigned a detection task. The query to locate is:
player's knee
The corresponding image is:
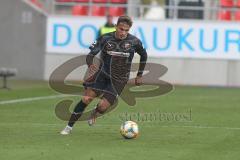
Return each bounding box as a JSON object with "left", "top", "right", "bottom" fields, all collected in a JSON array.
[
  {"left": 82, "top": 96, "right": 94, "bottom": 104},
  {"left": 97, "top": 99, "right": 111, "bottom": 113}
]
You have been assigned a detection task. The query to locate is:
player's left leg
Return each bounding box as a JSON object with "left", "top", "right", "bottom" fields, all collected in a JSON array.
[{"left": 60, "top": 88, "right": 97, "bottom": 135}]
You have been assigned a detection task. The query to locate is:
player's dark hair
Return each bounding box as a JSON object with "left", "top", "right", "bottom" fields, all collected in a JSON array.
[{"left": 117, "top": 15, "right": 133, "bottom": 27}]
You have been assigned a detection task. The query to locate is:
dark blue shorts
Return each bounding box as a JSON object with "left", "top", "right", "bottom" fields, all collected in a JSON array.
[{"left": 83, "top": 71, "right": 127, "bottom": 105}]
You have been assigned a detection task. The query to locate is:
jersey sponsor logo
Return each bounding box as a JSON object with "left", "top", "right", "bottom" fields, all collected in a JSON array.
[{"left": 107, "top": 51, "right": 130, "bottom": 57}]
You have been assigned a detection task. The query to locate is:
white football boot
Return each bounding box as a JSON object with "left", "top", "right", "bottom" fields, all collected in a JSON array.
[
  {"left": 88, "top": 110, "right": 97, "bottom": 126},
  {"left": 60, "top": 125, "right": 72, "bottom": 135}
]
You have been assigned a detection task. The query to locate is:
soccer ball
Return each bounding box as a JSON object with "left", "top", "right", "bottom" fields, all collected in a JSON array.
[{"left": 120, "top": 121, "right": 139, "bottom": 139}]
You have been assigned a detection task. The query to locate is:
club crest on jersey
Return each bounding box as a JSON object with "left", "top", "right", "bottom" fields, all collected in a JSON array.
[
  {"left": 124, "top": 43, "right": 131, "bottom": 49},
  {"left": 120, "top": 41, "right": 132, "bottom": 50}
]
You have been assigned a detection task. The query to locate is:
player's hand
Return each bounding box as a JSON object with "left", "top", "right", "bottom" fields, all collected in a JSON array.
[{"left": 135, "top": 76, "right": 143, "bottom": 86}]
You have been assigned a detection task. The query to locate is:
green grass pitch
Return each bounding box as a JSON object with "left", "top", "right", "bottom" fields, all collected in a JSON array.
[{"left": 0, "top": 80, "right": 240, "bottom": 160}]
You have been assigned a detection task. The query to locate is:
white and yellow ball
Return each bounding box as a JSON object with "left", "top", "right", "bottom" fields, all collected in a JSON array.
[{"left": 120, "top": 121, "right": 139, "bottom": 139}]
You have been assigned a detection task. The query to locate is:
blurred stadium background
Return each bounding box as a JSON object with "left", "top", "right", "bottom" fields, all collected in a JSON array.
[
  {"left": 0, "top": 0, "right": 240, "bottom": 160},
  {"left": 0, "top": 0, "right": 240, "bottom": 86}
]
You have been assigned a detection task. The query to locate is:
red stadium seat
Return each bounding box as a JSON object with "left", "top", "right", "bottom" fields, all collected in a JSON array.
[
  {"left": 109, "top": 7, "right": 125, "bottom": 16},
  {"left": 235, "top": 0, "right": 240, "bottom": 20},
  {"left": 218, "top": 10, "right": 232, "bottom": 20},
  {"left": 93, "top": 0, "right": 107, "bottom": 3},
  {"left": 56, "top": 0, "right": 89, "bottom": 2},
  {"left": 218, "top": 0, "right": 234, "bottom": 21},
  {"left": 91, "top": 6, "right": 106, "bottom": 16},
  {"left": 55, "top": 0, "right": 67, "bottom": 2},
  {"left": 74, "top": 0, "right": 89, "bottom": 2},
  {"left": 234, "top": 11, "right": 240, "bottom": 20},
  {"left": 72, "top": 5, "right": 88, "bottom": 16},
  {"left": 110, "top": 0, "right": 127, "bottom": 3},
  {"left": 236, "top": 0, "right": 240, "bottom": 7},
  {"left": 55, "top": 0, "right": 71, "bottom": 2},
  {"left": 220, "top": 0, "right": 234, "bottom": 7}
]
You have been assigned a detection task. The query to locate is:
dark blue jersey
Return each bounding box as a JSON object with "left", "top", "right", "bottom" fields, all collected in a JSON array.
[{"left": 86, "top": 32, "right": 147, "bottom": 81}]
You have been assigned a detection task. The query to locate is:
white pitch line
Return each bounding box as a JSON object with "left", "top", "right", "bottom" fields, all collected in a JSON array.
[
  {"left": 0, "top": 87, "right": 161, "bottom": 105},
  {"left": 0, "top": 94, "right": 76, "bottom": 105}
]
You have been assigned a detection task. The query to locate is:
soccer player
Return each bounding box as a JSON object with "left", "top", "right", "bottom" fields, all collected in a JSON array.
[{"left": 60, "top": 15, "right": 148, "bottom": 135}]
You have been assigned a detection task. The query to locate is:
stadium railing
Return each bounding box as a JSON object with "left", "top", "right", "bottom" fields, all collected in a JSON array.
[{"left": 27, "top": 0, "right": 240, "bottom": 21}]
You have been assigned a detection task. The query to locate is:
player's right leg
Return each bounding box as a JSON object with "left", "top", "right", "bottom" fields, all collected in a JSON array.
[
  {"left": 60, "top": 88, "right": 97, "bottom": 135},
  {"left": 88, "top": 81, "right": 126, "bottom": 126},
  {"left": 88, "top": 97, "right": 112, "bottom": 126}
]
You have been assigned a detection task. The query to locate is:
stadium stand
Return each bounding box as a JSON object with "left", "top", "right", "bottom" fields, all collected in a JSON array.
[
  {"left": 218, "top": 0, "right": 234, "bottom": 20},
  {"left": 235, "top": 0, "right": 240, "bottom": 20},
  {"left": 108, "top": 6, "right": 125, "bottom": 16},
  {"left": 218, "top": 9, "right": 232, "bottom": 20},
  {"left": 237, "top": 0, "right": 240, "bottom": 6},
  {"left": 144, "top": 1, "right": 165, "bottom": 20},
  {"left": 235, "top": 11, "right": 240, "bottom": 20},
  {"left": 177, "top": 0, "right": 204, "bottom": 19},
  {"left": 110, "top": 0, "right": 127, "bottom": 3},
  {"left": 26, "top": 0, "right": 240, "bottom": 21},
  {"left": 220, "top": 0, "right": 234, "bottom": 7},
  {"left": 56, "top": 0, "right": 89, "bottom": 2},
  {"left": 91, "top": 6, "right": 107, "bottom": 16},
  {"left": 71, "top": 5, "right": 88, "bottom": 16},
  {"left": 92, "top": 0, "right": 107, "bottom": 2},
  {"left": 55, "top": 0, "right": 127, "bottom": 16}
]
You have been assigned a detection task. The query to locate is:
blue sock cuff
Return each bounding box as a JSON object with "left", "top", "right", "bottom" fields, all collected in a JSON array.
[{"left": 73, "top": 100, "right": 87, "bottom": 113}]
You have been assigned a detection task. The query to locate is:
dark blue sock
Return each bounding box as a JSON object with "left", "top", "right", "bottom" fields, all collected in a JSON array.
[{"left": 68, "top": 100, "right": 87, "bottom": 127}]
